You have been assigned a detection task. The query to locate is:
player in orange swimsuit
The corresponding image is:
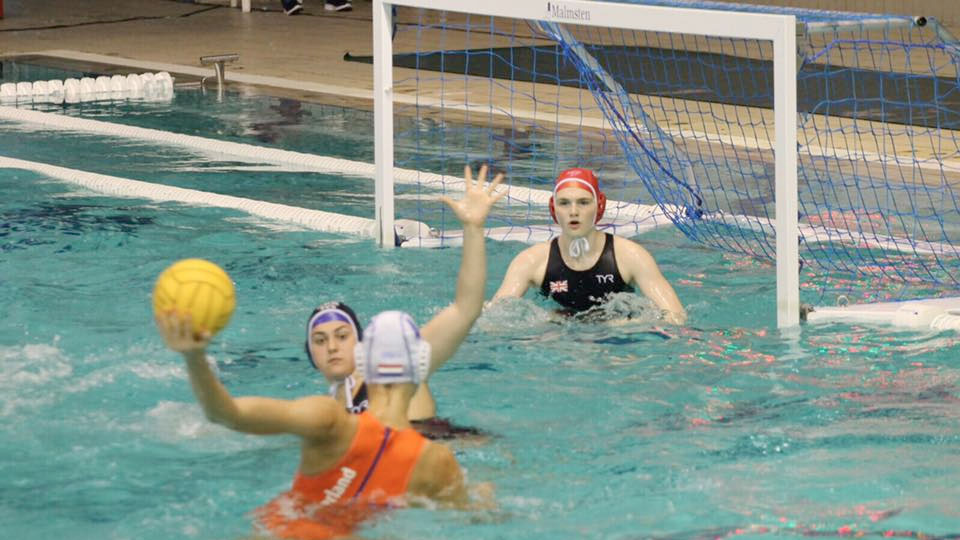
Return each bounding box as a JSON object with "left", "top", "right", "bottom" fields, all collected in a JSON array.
[
  {"left": 155, "top": 165, "right": 503, "bottom": 539},
  {"left": 254, "top": 311, "right": 459, "bottom": 539}
]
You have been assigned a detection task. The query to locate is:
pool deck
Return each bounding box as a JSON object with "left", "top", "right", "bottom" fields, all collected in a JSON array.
[
  {"left": 3, "top": 0, "right": 959, "bottom": 102},
  {"left": 0, "top": 0, "right": 381, "bottom": 104}
]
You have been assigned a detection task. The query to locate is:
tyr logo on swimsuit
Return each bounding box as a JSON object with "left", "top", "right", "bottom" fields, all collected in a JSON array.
[{"left": 594, "top": 274, "right": 614, "bottom": 284}]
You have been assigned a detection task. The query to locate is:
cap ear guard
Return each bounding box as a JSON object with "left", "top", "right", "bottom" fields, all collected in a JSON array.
[
  {"left": 304, "top": 341, "right": 315, "bottom": 368},
  {"left": 595, "top": 191, "right": 607, "bottom": 223}
]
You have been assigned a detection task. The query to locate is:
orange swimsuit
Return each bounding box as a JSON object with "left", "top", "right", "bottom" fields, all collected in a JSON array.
[{"left": 255, "top": 412, "right": 428, "bottom": 539}]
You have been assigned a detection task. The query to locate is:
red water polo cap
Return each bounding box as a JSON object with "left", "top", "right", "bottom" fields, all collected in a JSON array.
[{"left": 549, "top": 167, "right": 606, "bottom": 223}]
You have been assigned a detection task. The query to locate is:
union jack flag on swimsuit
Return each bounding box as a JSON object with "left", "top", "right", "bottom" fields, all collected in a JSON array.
[{"left": 549, "top": 280, "right": 568, "bottom": 294}]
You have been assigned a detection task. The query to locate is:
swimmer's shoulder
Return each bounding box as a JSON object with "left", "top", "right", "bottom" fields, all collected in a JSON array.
[
  {"left": 611, "top": 233, "right": 646, "bottom": 253},
  {"left": 502, "top": 242, "right": 551, "bottom": 288},
  {"left": 514, "top": 241, "right": 551, "bottom": 262},
  {"left": 283, "top": 394, "right": 354, "bottom": 443},
  {"left": 610, "top": 234, "right": 657, "bottom": 280}
]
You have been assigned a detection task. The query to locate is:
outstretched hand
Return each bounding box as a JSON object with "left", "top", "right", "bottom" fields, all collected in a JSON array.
[
  {"left": 155, "top": 311, "right": 211, "bottom": 355},
  {"left": 439, "top": 164, "right": 506, "bottom": 228}
]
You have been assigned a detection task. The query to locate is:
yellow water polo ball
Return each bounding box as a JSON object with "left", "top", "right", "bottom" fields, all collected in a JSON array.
[{"left": 153, "top": 258, "right": 236, "bottom": 336}]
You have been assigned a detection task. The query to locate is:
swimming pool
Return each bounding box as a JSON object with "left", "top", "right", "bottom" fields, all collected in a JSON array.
[{"left": 2, "top": 63, "right": 959, "bottom": 539}]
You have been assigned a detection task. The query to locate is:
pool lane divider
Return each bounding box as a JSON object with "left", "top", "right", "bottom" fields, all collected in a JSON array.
[
  {"left": 0, "top": 155, "right": 378, "bottom": 237},
  {"left": 2, "top": 106, "right": 928, "bottom": 253},
  {"left": 0, "top": 105, "right": 665, "bottom": 226},
  {"left": 0, "top": 152, "right": 664, "bottom": 246},
  {"left": 7, "top": 105, "right": 916, "bottom": 254}
]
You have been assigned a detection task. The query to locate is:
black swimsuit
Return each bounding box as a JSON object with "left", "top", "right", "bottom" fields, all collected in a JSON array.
[
  {"left": 344, "top": 377, "right": 369, "bottom": 414},
  {"left": 334, "top": 378, "right": 484, "bottom": 441},
  {"left": 539, "top": 232, "right": 634, "bottom": 313}
]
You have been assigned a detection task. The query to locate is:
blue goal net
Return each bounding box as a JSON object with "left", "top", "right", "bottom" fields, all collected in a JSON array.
[{"left": 367, "top": 0, "right": 960, "bottom": 305}]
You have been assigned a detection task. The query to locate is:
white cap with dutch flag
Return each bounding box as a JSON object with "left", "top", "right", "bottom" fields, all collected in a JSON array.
[{"left": 354, "top": 311, "right": 431, "bottom": 385}]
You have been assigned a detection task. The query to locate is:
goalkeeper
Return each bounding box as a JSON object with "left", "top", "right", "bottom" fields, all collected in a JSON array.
[{"left": 492, "top": 167, "right": 686, "bottom": 324}]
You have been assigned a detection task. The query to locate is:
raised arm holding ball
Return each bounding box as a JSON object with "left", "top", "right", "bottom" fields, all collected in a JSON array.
[{"left": 154, "top": 164, "right": 504, "bottom": 538}]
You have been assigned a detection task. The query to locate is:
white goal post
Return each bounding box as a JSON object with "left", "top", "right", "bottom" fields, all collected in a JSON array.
[{"left": 372, "top": 0, "right": 799, "bottom": 328}]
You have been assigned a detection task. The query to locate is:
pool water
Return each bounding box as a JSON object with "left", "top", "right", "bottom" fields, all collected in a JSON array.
[{"left": 1, "top": 73, "right": 959, "bottom": 540}]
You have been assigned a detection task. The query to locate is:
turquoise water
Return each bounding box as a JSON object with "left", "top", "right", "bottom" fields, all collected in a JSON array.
[{"left": 2, "top": 75, "right": 960, "bottom": 539}]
